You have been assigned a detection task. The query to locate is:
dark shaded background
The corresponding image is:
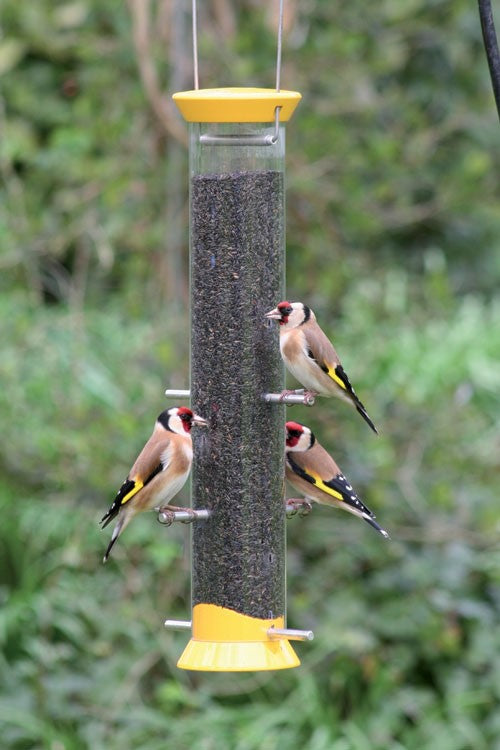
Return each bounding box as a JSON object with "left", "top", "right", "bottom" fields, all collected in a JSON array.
[{"left": 1, "top": 1, "right": 499, "bottom": 748}]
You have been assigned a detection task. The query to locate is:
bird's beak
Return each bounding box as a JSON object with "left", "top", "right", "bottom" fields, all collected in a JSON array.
[
  {"left": 265, "top": 307, "right": 282, "bottom": 320},
  {"left": 192, "top": 414, "right": 208, "bottom": 427}
]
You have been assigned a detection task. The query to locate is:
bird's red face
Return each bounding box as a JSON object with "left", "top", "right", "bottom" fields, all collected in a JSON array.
[
  {"left": 265, "top": 300, "right": 293, "bottom": 325},
  {"left": 286, "top": 421, "right": 304, "bottom": 448},
  {"left": 276, "top": 301, "right": 293, "bottom": 325},
  {"left": 159, "top": 407, "right": 208, "bottom": 435},
  {"left": 177, "top": 406, "right": 195, "bottom": 432}
]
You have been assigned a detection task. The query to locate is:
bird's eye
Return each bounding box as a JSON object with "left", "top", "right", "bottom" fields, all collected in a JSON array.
[
  {"left": 277, "top": 302, "right": 293, "bottom": 316},
  {"left": 180, "top": 413, "right": 190, "bottom": 421}
]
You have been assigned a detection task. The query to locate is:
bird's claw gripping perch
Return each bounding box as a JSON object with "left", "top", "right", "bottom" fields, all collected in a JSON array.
[
  {"left": 301, "top": 391, "right": 316, "bottom": 406},
  {"left": 157, "top": 507, "right": 210, "bottom": 526},
  {"left": 263, "top": 391, "right": 315, "bottom": 406},
  {"left": 157, "top": 505, "right": 198, "bottom": 525},
  {"left": 279, "top": 389, "right": 315, "bottom": 406},
  {"left": 286, "top": 499, "right": 313, "bottom": 518},
  {"left": 180, "top": 508, "right": 197, "bottom": 524},
  {"left": 157, "top": 508, "right": 176, "bottom": 526},
  {"left": 279, "top": 389, "right": 299, "bottom": 402}
]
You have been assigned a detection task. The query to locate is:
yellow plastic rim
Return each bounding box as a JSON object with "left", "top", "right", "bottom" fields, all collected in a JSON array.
[
  {"left": 177, "top": 638, "right": 300, "bottom": 672},
  {"left": 172, "top": 87, "right": 301, "bottom": 123},
  {"left": 176, "top": 604, "right": 300, "bottom": 672}
]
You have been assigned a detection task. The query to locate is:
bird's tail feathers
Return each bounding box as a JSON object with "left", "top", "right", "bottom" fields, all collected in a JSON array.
[
  {"left": 100, "top": 495, "right": 124, "bottom": 529},
  {"left": 100, "top": 507, "right": 117, "bottom": 530},
  {"left": 103, "top": 530, "right": 119, "bottom": 563},
  {"left": 332, "top": 363, "right": 378, "bottom": 434},
  {"left": 355, "top": 402, "right": 378, "bottom": 435},
  {"left": 103, "top": 513, "right": 132, "bottom": 563},
  {"left": 362, "top": 513, "right": 390, "bottom": 539}
]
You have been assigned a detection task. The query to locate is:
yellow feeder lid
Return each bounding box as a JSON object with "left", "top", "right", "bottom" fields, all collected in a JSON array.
[{"left": 172, "top": 87, "right": 301, "bottom": 123}]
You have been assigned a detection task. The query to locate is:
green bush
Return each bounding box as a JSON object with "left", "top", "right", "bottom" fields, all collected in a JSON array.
[{"left": 1, "top": 1, "right": 499, "bottom": 748}]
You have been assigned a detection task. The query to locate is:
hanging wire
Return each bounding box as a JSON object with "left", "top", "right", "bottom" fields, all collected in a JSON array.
[
  {"left": 191, "top": 0, "right": 284, "bottom": 92},
  {"left": 192, "top": 0, "right": 199, "bottom": 89},
  {"left": 478, "top": 0, "right": 500, "bottom": 123},
  {"left": 276, "top": 0, "right": 284, "bottom": 92}
]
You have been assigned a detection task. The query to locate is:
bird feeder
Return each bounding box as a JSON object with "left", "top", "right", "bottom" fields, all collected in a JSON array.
[
  {"left": 168, "top": 87, "right": 305, "bottom": 671},
  {"left": 161, "top": 0, "right": 314, "bottom": 670}
]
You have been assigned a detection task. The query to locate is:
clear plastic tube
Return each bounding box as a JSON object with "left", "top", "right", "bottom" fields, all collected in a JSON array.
[{"left": 189, "top": 120, "right": 286, "bottom": 621}]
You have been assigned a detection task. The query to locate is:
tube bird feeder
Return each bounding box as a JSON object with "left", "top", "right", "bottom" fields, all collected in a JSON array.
[{"left": 171, "top": 88, "right": 301, "bottom": 671}]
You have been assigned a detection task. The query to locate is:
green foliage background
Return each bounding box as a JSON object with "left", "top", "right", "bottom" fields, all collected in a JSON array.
[{"left": 1, "top": 1, "right": 499, "bottom": 748}]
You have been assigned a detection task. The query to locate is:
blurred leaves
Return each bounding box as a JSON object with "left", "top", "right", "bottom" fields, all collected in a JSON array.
[{"left": 0, "top": 0, "right": 499, "bottom": 748}]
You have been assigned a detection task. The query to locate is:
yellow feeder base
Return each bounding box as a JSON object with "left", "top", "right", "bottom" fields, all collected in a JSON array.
[{"left": 177, "top": 604, "right": 300, "bottom": 672}]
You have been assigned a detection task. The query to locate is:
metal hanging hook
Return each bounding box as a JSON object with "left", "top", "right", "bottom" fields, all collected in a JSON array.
[
  {"left": 192, "top": 0, "right": 199, "bottom": 90},
  {"left": 192, "top": 1, "right": 285, "bottom": 147},
  {"left": 276, "top": 0, "right": 284, "bottom": 93},
  {"left": 191, "top": 0, "right": 284, "bottom": 93}
]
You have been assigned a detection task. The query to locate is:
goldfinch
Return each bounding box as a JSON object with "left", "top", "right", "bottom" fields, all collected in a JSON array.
[
  {"left": 100, "top": 406, "right": 207, "bottom": 562},
  {"left": 285, "top": 421, "right": 389, "bottom": 538},
  {"left": 265, "top": 301, "right": 378, "bottom": 434}
]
